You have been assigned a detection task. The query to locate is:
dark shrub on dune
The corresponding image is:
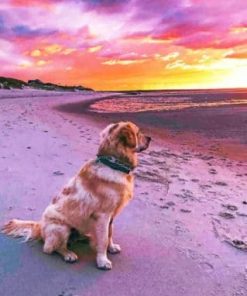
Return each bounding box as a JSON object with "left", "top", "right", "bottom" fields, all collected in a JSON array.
[
  {"left": 27, "top": 79, "right": 93, "bottom": 91},
  {"left": 0, "top": 77, "right": 27, "bottom": 89},
  {"left": 0, "top": 76, "right": 93, "bottom": 91}
]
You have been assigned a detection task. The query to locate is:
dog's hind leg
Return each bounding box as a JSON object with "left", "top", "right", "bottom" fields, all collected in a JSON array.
[
  {"left": 42, "top": 224, "right": 78, "bottom": 263},
  {"left": 56, "top": 246, "right": 78, "bottom": 263}
]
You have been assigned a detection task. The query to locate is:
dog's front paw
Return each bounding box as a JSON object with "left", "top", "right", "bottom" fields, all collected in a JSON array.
[
  {"left": 96, "top": 256, "right": 112, "bottom": 270},
  {"left": 108, "top": 243, "right": 121, "bottom": 254},
  {"left": 63, "top": 251, "right": 78, "bottom": 263}
]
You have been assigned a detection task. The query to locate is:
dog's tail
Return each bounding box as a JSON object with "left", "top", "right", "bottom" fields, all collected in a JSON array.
[{"left": 2, "top": 219, "right": 41, "bottom": 242}]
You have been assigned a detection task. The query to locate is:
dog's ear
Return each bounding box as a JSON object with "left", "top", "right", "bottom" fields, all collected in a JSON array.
[
  {"left": 118, "top": 125, "right": 137, "bottom": 148},
  {"left": 108, "top": 123, "right": 119, "bottom": 134}
]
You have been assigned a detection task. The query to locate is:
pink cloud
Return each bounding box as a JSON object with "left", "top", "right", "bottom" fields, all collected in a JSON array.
[{"left": 176, "top": 32, "right": 247, "bottom": 49}]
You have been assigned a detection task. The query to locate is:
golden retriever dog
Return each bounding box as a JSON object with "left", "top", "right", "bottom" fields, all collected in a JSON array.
[{"left": 2, "top": 121, "right": 151, "bottom": 270}]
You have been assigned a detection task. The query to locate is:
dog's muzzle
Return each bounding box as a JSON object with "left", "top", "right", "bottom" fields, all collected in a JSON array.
[{"left": 135, "top": 136, "right": 151, "bottom": 152}]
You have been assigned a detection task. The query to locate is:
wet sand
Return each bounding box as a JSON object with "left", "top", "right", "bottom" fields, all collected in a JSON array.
[{"left": 0, "top": 89, "right": 247, "bottom": 296}]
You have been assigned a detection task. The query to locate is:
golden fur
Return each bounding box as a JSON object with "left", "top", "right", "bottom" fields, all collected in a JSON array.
[{"left": 2, "top": 121, "right": 151, "bottom": 270}]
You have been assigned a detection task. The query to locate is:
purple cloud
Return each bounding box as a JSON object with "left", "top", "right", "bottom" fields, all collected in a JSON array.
[{"left": 12, "top": 25, "right": 57, "bottom": 37}]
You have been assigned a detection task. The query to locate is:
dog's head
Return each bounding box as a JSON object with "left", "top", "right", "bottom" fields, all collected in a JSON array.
[{"left": 98, "top": 121, "right": 151, "bottom": 168}]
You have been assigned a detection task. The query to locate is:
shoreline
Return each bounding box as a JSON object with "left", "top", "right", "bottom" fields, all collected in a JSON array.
[{"left": 56, "top": 93, "right": 247, "bottom": 162}]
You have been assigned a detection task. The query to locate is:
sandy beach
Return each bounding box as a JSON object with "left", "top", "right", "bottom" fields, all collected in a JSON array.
[{"left": 0, "top": 89, "right": 247, "bottom": 296}]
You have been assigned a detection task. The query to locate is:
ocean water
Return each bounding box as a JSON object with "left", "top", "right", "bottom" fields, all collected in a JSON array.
[{"left": 89, "top": 89, "right": 247, "bottom": 113}]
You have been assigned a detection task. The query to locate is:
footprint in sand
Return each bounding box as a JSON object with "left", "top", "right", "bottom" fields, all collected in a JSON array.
[
  {"left": 215, "top": 181, "right": 228, "bottom": 186},
  {"left": 160, "top": 201, "right": 175, "bottom": 209},
  {"left": 236, "top": 212, "right": 247, "bottom": 217},
  {"left": 53, "top": 170, "right": 64, "bottom": 176},
  {"left": 170, "top": 174, "right": 179, "bottom": 178},
  {"left": 180, "top": 208, "right": 191, "bottom": 213},
  {"left": 199, "top": 262, "right": 214, "bottom": 273},
  {"left": 222, "top": 204, "right": 238, "bottom": 211},
  {"left": 191, "top": 178, "right": 199, "bottom": 182},
  {"left": 178, "top": 178, "right": 187, "bottom": 182},
  {"left": 209, "top": 168, "right": 217, "bottom": 174},
  {"left": 218, "top": 212, "right": 235, "bottom": 219},
  {"left": 200, "top": 184, "right": 212, "bottom": 190}
]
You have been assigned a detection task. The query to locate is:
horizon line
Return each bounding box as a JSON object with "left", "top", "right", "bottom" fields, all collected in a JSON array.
[{"left": 1, "top": 75, "right": 247, "bottom": 92}]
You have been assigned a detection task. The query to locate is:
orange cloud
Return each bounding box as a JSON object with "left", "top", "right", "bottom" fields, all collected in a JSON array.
[
  {"left": 36, "top": 60, "right": 50, "bottom": 67},
  {"left": 88, "top": 45, "right": 102, "bottom": 53},
  {"left": 102, "top": 59, "right": 147, "bottom": 65},
  {"left": 62, "top": 48, "right": 76, "bottom": 55},
  {"left": 225, "top": 50, "right": 247, "bottom": 59},
  {"left": 44, "top": 44, "right": 62, "bottom": 55},
  {"left": 30, "top": 49, "right": 41, "bottom": 57}
]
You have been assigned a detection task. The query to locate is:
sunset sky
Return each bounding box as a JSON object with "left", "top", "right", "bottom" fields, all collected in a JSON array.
[{"left": 0, "top": 0, "right": 247, "bottom": 90}]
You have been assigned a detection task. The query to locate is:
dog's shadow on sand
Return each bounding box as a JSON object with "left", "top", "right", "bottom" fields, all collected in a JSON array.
[{"left": 67, "top": 230, "right": 96, "bottom": 265}]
